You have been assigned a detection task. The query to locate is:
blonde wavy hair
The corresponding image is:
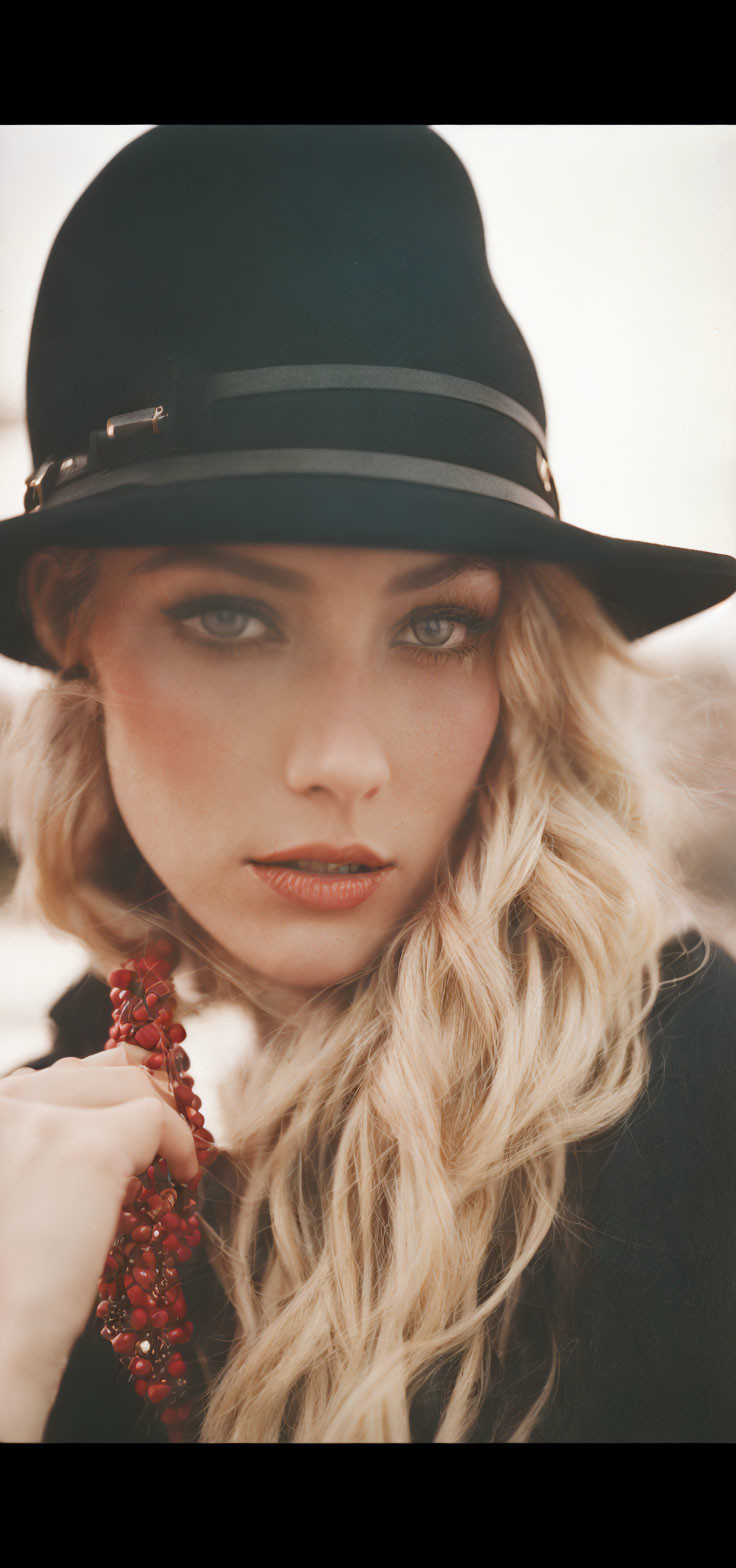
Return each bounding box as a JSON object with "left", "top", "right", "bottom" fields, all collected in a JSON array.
[{"left": 1, "top": 546, "right": 708, "bottom": 1441}]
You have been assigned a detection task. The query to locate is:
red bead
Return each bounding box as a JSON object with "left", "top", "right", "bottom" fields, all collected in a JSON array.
[
  {"left": 130, "top": 1308, "right": 148, "bottom": 1330},
  {"left": 188, "top": 1111, "right": 205, "bottom": 1129},
  {"left": 176, "top": 1247, "right": 192, "bottom": 1263},
  {"left": 168, "top": 1023, "right": 187, "bottom": 1044},
  {"left": 174, "top": 1083, "right": 194, "bottom": 1105},
  {"left": 161, "top": 1213, "right": 181, "bottom": 1232},
  {"left": 132, "top": 1266, "right": 156, "bottom": 1289},
  {"left": 131, "top": 1357, "right": 153, "bottom": 1378},
  {"left": 134, "top": 1380, "right": 149, "bottom": 1398},
  {"left": 151, "top": 1309, "right": 170, "bottom": 1329},
  {"left": 147, "top": 1382, "right": 172, "bottom": 1405},
  {"left": 135, "top": 1025, "right": 160, "bottom": 1048},
  {"left": 167, "top": 1354, "right": 187, "bottom": 1378},
  {"left": 133, "top": 1005, "right": 149, "bottom": 1023},
  {"left": 147, "top": 1053, "right": 164, "bottom": 1070},
  {"left": 126, "top": 1284, "right": 147, "bottom": 1306},
  {"left": 131, "top": 1224, "right": 152, "bottom": 1243},
  {"left": 96, "top": 1300, "right": 111, "bottom": 1319},
  {"left": 109, "top": 968, "right": 134, "bottom": 988},
  {"left": 100, "top": 1325, "right": 116, "bottom": 1340},
  {"left": 141, "top": 1249, "right": 157, "bottom": 1269},
  {"left": 111, "top": 1332, "right": 138, "bottom": 1355},
  {"left": 163, "top": 1234, "right": 180, "bottom": 1254}
]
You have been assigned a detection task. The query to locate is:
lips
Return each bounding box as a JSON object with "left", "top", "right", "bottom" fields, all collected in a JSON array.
[
  {"left": 249, "top": 842, "right": 392, "bottom": 870},
  {"left": 247, "top": 843, "right": 394, "bottom": 911}
]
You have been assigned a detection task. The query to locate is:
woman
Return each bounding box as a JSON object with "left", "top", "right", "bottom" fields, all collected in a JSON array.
[{"left": 0, "top": 125, "right": 734, "bottom": 1444}]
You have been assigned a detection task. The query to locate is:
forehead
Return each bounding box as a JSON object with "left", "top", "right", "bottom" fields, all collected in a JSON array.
[{"left": 117, "top": 543, "right": 502, "bottom": 595}]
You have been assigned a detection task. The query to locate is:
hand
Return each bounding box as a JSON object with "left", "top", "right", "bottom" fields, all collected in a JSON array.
[{"left": 0, "top": 1042, "right": 199, "bottom": 1439}]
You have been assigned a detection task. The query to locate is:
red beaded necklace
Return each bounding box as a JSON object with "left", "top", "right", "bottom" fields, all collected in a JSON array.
[{"left": 95, "top": 938, "right": 217, "bottom": 1443}]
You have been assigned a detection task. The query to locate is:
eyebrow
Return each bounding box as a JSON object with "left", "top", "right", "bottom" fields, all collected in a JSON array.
[{"left": 130, "top": 546, "right": 500, "bottom": 595}]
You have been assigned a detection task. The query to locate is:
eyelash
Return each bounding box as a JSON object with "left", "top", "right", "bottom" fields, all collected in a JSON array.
[{"left": 162, "top": 595, "right": 499, "bottom": 664}]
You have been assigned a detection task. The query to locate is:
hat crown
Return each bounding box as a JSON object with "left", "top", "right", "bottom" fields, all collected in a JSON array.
[{"left": 27, "top": 124, "right": 546, "bottom": 465}]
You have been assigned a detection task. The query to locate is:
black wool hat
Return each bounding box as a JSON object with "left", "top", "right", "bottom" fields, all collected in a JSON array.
[{"left": 2, "top": 123, "right": 734, "bottom": 667}]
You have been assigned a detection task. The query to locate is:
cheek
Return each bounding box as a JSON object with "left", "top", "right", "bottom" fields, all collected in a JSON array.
[
  {"left": 397, "top": 671, "right": 500, "bottom": 812},
  {"left": 100, "top": 652, "right": 256, "bottom": 849}
]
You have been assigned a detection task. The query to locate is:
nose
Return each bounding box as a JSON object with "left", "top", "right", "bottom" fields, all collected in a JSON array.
[{"left": 284, "top": 668, "right": 390, "bottom": 803}]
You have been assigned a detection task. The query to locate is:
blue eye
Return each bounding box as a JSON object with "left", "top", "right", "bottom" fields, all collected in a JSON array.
[
  {"left": 395, "top": 605, "right": 497, "bottom": 660},
  {"left": 163, "top": 596, "right": 276, "bottom": 647},
  {"left": 406, "top": 613, "right": 461, "bottom": 647},
  {"left": 197, "top": 606, "right": 260, "bottom": 639}
]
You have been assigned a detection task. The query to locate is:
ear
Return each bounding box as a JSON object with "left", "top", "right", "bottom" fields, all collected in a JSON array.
[{"left": 23, "top": 552, "right": 89, "bottom": 672}]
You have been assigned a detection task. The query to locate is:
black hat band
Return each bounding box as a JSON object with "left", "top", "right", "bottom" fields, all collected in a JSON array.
[
  {"left": 208, "top": 365, "right": 549, "bottom": 453},
  {"left": 35, "top": 447, "right": 558, "bottom": 519},
  {"left": 25, "top": 362, "right": 558, "bottom": 520}
]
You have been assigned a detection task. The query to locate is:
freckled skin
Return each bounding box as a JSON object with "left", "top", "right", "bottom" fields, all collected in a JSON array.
[{"left": 83, "top": 545, "right": 501, "bottom": 996}]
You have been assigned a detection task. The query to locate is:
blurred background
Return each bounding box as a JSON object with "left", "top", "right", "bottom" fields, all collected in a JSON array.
[{"left": 0, "top": 124, "right": 734, "bottom": 1080}]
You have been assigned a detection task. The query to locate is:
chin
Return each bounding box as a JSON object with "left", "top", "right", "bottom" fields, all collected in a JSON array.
[{"left": 213, "top": 926, "right": 387, "bottom": 996}]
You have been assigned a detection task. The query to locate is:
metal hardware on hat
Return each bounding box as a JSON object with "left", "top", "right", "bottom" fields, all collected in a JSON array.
[
  {"left": 210, "top": 365, "right": 549, "bottom": 456},
  {"left": 536, "top": 449, "right": 554, "bottom": 494},
  {"left": 23, "top": 406, "right": 170, "bottom": 511},
  {"left": 59, "top": 454, "right": 89, "bottom": 483},
  {"left": 107, "top": 405, "right": 168, "bottom": 440},
  {"left": 24, "top": 457, "right": 59, "bottom": 512}
]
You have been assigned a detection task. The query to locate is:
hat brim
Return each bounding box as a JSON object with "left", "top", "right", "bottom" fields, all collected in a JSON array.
[{"left": 1, "top": 472, "right": 734, "bottom": 666}]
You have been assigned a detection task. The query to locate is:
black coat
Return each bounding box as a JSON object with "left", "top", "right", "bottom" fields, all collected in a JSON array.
[{"left": 16, "top": 930, "right": 736, "bottom": 1443}]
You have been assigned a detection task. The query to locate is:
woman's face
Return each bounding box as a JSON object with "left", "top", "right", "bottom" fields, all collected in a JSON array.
[{"left": 80, "top": 544, "right": 502, "bottom": 994}]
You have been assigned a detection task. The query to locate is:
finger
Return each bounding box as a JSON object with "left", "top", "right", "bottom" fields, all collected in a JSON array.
[
  {"left": 76, "top": 1040, "right": 175, "bottom": 1090},
  {"left": 86, "top": 1042, "right": 176, "bottom": 1090},
  {"left": 101, "top": 1096, "right": 199, "bottom": 1186},
  {"left": 84, "top": 1042, "right": 156, "bottom": 1067},
  {"left": 123, "top": 1175, "right": 144, "bottom": 1207},
  {"left": 1, "top": 1062, "right": 178, "bottom": 1112}
]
